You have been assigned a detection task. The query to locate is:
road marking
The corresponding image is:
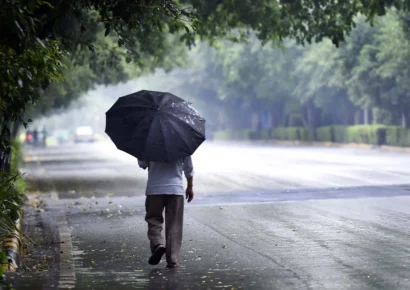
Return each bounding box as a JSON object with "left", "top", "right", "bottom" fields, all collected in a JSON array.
[{"left": 57, "top": 213, "right": 76, "bottom": 289}]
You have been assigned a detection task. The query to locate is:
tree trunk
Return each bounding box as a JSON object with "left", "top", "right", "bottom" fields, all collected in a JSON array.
[
  {"left": 0, "top": 149, "right": 11, "bottom": 172},
  {"left": 303, "top": 99, "right": 317, "bottom": 140},
  {"left": 363, "top": 107, "right": 369, "bottom": 125},
  {"left": 268, "top": 111, "right": 273, "bottom": 128},
  {"left": 354, "top": 108, "right": 362, "bottom": 125},
  {"left": 11, "top": 121, "right": 20, "bottom": 140},
  {"left": 401, "top": 111, "right": 407, "bottom": 128},
  {"left": 0, "top": 121, "right": 12, "bottom": 173}
]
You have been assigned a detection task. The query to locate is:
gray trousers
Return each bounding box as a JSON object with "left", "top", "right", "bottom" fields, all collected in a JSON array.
[{"left": 145, "top": 195, "right": 184, "bottom": 266}]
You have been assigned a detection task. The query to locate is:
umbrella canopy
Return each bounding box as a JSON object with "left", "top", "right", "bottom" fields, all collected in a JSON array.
[{"left": 105, "top": 90, "right": 206, "bottom": 162}]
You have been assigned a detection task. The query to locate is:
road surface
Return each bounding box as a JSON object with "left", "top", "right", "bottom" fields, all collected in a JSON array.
[{"left": 4, "top": 142, "right": 410, "bottom": 290}]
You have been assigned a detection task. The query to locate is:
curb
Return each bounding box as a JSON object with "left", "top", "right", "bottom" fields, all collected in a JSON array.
[
  {"left": 2, "top": 213, "right": 23, "bottom": 272},
  {"left": 214, "top": 139, "right": 410, "bottom": 153}
]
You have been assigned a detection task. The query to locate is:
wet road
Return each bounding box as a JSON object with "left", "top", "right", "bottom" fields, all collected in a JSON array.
[
  {"left": 23, "top": 141, "right": 410, "bottom": 198},
  {"left": 6, "top": 142, "right": 410, "bottom": 290}
]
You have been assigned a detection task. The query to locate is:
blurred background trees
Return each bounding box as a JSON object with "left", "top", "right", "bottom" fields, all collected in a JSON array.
[{"left": 3, "top": 0, "right": 410, "bottom": 170}]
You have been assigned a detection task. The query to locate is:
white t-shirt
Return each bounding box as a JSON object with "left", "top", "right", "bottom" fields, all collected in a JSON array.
[{"left": 138, "top": 156, "right": 194, "bottom": 195}]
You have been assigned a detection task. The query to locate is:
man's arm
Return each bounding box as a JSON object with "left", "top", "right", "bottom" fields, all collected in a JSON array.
[{"left": 183, "top": 156, "right": 194, "bottom": 202}]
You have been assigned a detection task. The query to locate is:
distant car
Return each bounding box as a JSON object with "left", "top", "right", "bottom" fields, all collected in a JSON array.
[{"left": 74, "top": 126, "right": 95, "bottom": 143}]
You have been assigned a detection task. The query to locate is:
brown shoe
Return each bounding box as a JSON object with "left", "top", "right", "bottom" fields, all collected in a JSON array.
[{"left": 148, "top": 245, "right": 166, "bottom": 265}]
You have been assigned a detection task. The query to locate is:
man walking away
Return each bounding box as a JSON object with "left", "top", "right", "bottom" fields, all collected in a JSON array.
[{"left": 138, "top": 156, "right": 194, "bottom": 268}]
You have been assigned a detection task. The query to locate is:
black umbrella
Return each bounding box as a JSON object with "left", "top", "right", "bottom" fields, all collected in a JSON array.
[{"left": 105, "top": 90, "right": 206, "bottom": 162}]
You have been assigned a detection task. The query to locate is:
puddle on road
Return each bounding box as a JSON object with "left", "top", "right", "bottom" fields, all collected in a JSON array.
[
  {"left": 25, "top": 177, "right": 144, "bottom": 199},
  {"left": 70, "top": 240, "right": 276, "bottom": 289}
]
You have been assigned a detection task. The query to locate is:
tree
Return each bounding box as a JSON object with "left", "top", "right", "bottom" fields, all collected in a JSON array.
[
  {"left": 3, "top": 0, "right": 410, "bottom": 172},
  {"left": 181, "top": 0, "right": 409, "bottom": 46},
  {"left": 0, "top": 0, "right": 194, "bottom": 171}
]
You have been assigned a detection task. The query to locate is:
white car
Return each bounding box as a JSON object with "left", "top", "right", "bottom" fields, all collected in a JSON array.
[{"left": 74, "top": 126, "right": 95, "bottom": 143}]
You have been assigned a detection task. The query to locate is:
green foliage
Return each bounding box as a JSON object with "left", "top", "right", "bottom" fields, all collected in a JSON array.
[
  {"left": 182, "top": 0, "right": 407, "bottom": 46},
  {"left": 344, "top": 125, "right": 385, "bottom": 144},
  {"left": 0, "top": 141, "right": 25, "bottom": 263},
  {"left": 0, "top": 0, "right": 195, "bottom": 170},
  {"left": 0, "top": 41, "right": 66, "bottom": 150},
  {"left": 270, "top": 127, "right": 311, "bottom": 141},
  {"left": 0, "top": 173, "right": 25, "bottom": 244},
  {"left": 214, "top": 125, "right": 410, "bottom": 147},
  {"left": 213, "top": 129, "right": 253, "bottom": 140},
  {"left": 385, "top": 126, "right": 410, "bottom": 146},
  {"left": 332, "top": 126, "right": 349, "bottom": 143},
  {"left": 3, "top": 0, "right": 410, "bottom": 174},
  {"left": 182, "top": 9, "right": 410, "bottom": 139},
  {"left": 316, "top": 126, "right": 334, "bottom": 142}
]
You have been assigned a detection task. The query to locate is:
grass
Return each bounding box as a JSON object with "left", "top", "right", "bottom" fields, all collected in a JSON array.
[{"left": 0, "top": 140, "right": 26, "bottom": 277}]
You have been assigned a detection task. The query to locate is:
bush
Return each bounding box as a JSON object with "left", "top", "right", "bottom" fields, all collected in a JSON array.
[
  {"left": 385, "top": 127, "right": 410, "bottom": 147},
  {"left": 11, "top": 140, "right": 23, "bottom": 175},
  {"left": 316, "top": 126, "right": 334, "bottom": 142},
  {"left": 287, "top": 127, "right": 300, "bottom": 140},
  {"left": 213, "top": 129, "right": 253, "bottom": 140},
  {"left": 345, "top": 125, "right": 387, "bottom": 144},
  {"left": 271, "top": 127, "right": 288, "bottom": 140},
  {"left": 326, "top": 125, "right": 387, "bottom": 145},
  {"left": 299, "top": 128, "right": 313, "bottom": 141},
  {"left": 214, "top": 125, "right": 410, "bottom": 147},
  {"left": 0, "top": 141, "right": 26, "bottom": 266},
  {"left": 259, "top": 128, "right": 271, "bottom": 140},
  {"left": 332, "top": 126, "right": 348, "bottom": 143},
  {"left": 271, "top": 127, "right": 310, "bottom": 141}
]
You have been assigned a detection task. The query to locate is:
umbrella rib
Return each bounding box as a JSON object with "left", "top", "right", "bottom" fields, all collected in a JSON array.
[
  {"left": 163, "top": 111, "right": 205, "bottom": 136},
  {"left": 165, "top": 117, "right": 193, "bottom": 153},
  {"left": 142, "top": 113, "right": 159, "bottom": 160},
  {"left": 159, "top": 116, "right": 169, "bottom": 161}
]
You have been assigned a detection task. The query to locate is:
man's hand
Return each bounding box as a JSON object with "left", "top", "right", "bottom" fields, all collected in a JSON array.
[{"left": 186, "top": 186, "right": 194, "bottom": 203}]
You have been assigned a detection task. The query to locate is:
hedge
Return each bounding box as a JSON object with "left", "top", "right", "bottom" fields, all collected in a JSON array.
[
  {"left": 316, "top": 126, "right": 333, "bottom": 142},
  {"left": 271, "top": 127, "right": 313, "bottom": 141},
  {"left": 385, "top": 127, "right": 410, "bottom": 147},
  {"left": 213, "top": 129, "right": 253, "bottom": 140},
  {"left": 213, "top": 125, "right": 410, "bottom": 147}
]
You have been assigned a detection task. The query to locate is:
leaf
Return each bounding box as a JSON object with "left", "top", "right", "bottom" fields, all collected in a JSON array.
[
  {"left": 88, "top": 45, "right": 95, "bottom": 52},
  {"left": 125, "top": 56, "right": 132, "bottom": 63},
  {"left": 184, "top": 26, "right": 190, "bottom": 33},
  {"left": 157, "top": 21, "right": 163, "bottom": 32},
  {"left": 104, "top": 26, "right": 111, "bottom": 37}
]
